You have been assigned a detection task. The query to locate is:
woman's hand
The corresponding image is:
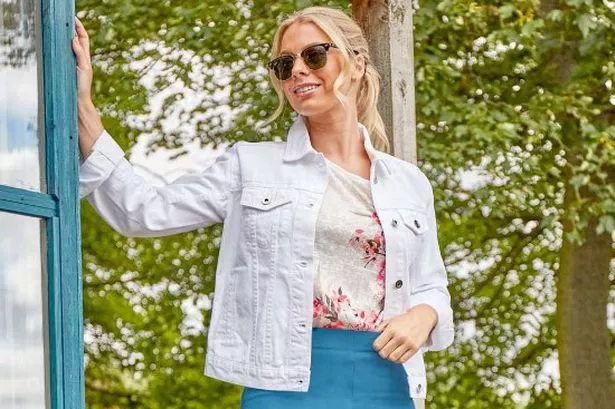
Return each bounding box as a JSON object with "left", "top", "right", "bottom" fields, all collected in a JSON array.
[
  {"left": 72, "top": 17, "right": 93, "bottom": 101},
  {"left": 71, "top": 17, "right": 103, "bottom": 159},
  {"left": 372, "top": 305, "right": 438, "bottom": 364}
]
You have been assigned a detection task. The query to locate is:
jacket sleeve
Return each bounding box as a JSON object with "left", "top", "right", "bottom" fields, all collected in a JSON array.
[
  {"left": 79, "top": 130, "right": 238, "bottom": 238},
  {"left": 409, "top": 183, "right": 455, "bottom": 352}
]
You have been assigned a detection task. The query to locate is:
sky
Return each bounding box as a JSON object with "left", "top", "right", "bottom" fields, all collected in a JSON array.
[{"left": 0, "top": 60, "right": 42, "bottom": 192}]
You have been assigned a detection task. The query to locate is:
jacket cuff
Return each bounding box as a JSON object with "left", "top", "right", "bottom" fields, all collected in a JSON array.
[{"left": 79, "top": 130, "right": 126, "bottom": 198}]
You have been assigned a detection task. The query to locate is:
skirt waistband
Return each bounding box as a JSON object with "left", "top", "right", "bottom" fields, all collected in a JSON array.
[{"left": 311, "top": 327, "right": 380, "bottom": 352}]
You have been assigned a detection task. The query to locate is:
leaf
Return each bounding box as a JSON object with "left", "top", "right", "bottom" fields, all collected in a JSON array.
[
  {"left": 498, "top": 4, "right": 516, "bottom": 19},
  {"left": 596, "top": 215, "right": 615, "bottom": 235},
  {"left": 576, "top": 14, "right": 596, "bottom": 38},
  {"left": 521, "top": 19, "right": 545, "bottom": 37},
  {"left": 602, "top": 199, "right": 615, "bottom": 213},
  {"left": 547, "top": 10, "right": 563, "bottom": 22}
]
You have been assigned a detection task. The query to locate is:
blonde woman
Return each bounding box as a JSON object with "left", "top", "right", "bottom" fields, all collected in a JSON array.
[{"left": 73, "top": 6, "right": 454, "bottom": 409}]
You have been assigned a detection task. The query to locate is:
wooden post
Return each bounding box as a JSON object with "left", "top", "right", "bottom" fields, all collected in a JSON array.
[
  {"left": 352, "top": 0, "right": 417, "bottom": 164},
  {"left": 351, "top": 7, "right": 424, "bottom": 408}
]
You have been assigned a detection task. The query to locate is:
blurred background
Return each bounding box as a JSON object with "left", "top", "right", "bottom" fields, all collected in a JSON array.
[{"left": 16, "top": 0, "right": 609, "bottom": 408}]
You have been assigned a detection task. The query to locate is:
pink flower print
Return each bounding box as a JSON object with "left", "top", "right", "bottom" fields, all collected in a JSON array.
[
  {"left": 373, "top": 232, "right": 386, "bottom": 251},
  {"left": 371, "top": 211, "right": 381, "bottom": 226},
  {"left": 376, "top": 267, "right": 385, "bottom": 284},
  {"left": 367, "top": 311, "right": 383, "bottom": 326},
  {"left": 324, "top": 320, "right": 345, "bottom": 329},
  {"left": 349, "top": 230, "right": 366, "bottom": 252},
  {"left": 313, "top": 297, "right": 324, "bottom": 318},
  {"left": 331, "top": 288, "right": 351, "bottom": 314},
  {"left": 360, "top": 238, "right": 385, "bottom": 268}
]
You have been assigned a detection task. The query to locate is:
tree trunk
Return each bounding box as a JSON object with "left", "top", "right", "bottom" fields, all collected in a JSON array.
[
  {"left": 537, "top": 1, "right": 615, "bottom": 406},
  {"left": 351, "top": 0, "right": 417, "bottom": 163},
  {"left": 556, "top": 119, "right": 615, "bottom": 409}
]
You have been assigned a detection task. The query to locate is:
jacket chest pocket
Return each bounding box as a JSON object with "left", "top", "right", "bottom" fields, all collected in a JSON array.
[
  {"left": 240, "top": 186, "right": 294, "bottom": 250},
  {"left": 397, "top": 208, "right": 429, "bottom": 267}
]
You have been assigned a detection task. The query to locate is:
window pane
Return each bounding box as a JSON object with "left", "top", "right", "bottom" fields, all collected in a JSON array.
[
  {"left": 0, "top": 0, "right": 45, "bottom": 192},
  {"left": 0, "top": 211, "right": 47, "bottom": 408}
]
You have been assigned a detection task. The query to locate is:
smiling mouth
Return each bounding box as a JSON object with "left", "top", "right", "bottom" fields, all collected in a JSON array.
[{"left": 294, "top": 84, "right": 321, "bottom": 95}]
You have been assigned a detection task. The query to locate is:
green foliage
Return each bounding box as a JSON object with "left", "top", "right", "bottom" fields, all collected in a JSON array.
[
  {"left": 77, "top": 0, "right": 614, "bottom": 408},
  {"left": 414, "top": 1, "right": 614, "bottom": 408}
]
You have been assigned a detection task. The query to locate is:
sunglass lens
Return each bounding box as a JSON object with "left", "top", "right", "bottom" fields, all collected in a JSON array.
[
  {"left": 272, "top": 56, "right": 294, "bottom": 80},
  {"left": 302, "top": 45, "right": 327, "bottom": 70}
]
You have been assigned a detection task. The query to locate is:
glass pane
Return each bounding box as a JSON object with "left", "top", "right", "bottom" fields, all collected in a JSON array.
[
  {"left": 0, "top": 212, "right": 47, "bottom": 408},
  {"left": 0, "top": 0, "right": 45, "bottom": 192}
]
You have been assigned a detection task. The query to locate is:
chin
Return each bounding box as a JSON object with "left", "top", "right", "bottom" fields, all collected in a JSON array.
[
  {"left": 290, "top": 99, "right": 338, "bottom": 118},
  {"left": 294, "top": 108, "right": 327, "bottom": 117}
]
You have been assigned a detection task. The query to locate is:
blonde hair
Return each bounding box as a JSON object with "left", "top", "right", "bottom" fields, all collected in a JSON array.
[{"left": 264, "top": 6, "right": 390, "bottom": 153}]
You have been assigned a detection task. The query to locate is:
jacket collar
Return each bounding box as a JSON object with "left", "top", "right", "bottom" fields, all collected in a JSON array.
[{"left": 282, "top": 115, "right": 387, "bottom": 164}]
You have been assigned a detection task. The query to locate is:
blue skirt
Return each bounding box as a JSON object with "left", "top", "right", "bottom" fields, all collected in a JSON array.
[{"left": 240, "top": 327, "right": 415, "bottom": 409}]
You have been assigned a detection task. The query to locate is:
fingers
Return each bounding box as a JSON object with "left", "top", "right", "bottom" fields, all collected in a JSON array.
[
  {"left": 72, "top": 37, "right": 89, "bottom": 69},
  {"left": 372, "top": 326, "right": 393, "bottom": 354},
  {"left": 373, "top": 324, "right": 420, "bottom": 363},
  {"left": 376, "top": 319, "right": 389, "bottom": 332},
  {"left": 399, "top": 348, "right": 416, "bottom": 363},
  {"left": 389, "top": 344, "right": 411, "bottom": 362},
  {"left": 378, "top": 336, "right": 418, "bottom": 363},
  {"left": 72, "top": 16, "right": 94, "bottom": 101},
  {"left": 73, "top": 17, "right": 91, "bottom": 67},
  {"left": 378, "top": 336, "right": 403, "bottom": 360}
]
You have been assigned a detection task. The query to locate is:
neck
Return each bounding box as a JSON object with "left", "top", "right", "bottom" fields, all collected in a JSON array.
[{"left": 304, "top": 108, "right": 365, "bottom": 163}]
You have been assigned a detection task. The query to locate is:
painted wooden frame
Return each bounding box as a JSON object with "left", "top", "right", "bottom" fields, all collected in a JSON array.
[{"left": 0, "top": 0, "right": 83, "bottom": 408}]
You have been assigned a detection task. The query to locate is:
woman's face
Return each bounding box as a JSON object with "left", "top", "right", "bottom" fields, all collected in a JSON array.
[{"left": 276, "top": 22, "right": 361, "bottom": 118}]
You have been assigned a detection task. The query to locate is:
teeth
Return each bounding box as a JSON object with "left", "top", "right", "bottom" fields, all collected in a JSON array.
[{"left": 295, "top": 85, "right": 319, "bottom": 94}]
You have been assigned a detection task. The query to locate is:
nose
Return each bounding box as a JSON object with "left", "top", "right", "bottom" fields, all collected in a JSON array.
[{"left": 290, "top": 56, "right": 310, "bottom": 78}]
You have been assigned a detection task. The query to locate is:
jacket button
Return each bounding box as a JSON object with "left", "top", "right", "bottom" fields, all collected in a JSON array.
[
  {"left": 300, "top": 261, "right": 308, "bottom": 267},
  {"left": 262, "top": 197, "right": 271, "bottom": 205},
  {"left": 414, "top": 219, "right": 421, "bottom": 229},
  {"left": 391, "top": 219, "right": 398, "bottom": 227},
  {"left": 395, "top": 280, "right": 403, "bottom": 289},
  {"left": 417, "top": 384, "right": 422, "bottom": 392}
]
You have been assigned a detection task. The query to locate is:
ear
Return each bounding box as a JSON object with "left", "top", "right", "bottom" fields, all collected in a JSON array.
[{"left": 351, "top": 53, "right": 366, "bottom": 82}]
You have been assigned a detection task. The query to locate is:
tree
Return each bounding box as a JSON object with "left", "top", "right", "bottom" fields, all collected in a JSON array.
[{"left": 412, "top": 1, "right": 614, "bottom": 408}]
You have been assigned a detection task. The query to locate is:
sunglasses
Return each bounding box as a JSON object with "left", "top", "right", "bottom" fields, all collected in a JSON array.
[{"left": 268, "top": 42, "right": 340, "bottom": 81}]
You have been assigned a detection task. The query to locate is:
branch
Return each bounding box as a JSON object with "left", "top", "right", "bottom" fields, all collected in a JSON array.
[{"left": 474, "top": 224, "right": 546, "bottom": 315}]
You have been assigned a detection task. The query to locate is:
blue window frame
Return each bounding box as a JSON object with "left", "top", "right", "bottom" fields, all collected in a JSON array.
[{"left": 0, "top": 0, "right": 83, "bottom": 408}]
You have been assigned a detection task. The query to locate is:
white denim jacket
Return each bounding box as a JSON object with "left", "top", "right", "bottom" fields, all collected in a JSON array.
[{"left": 79, "top": 115, "right": 454, "bottom": 400}]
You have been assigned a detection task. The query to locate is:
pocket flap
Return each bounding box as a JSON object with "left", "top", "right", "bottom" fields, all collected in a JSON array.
[
  {"left": 240, "top": 187, "right": 292, "bottom": 211},
  {"left": 399, "top": 209, "right": 429, "bottom": 235}
]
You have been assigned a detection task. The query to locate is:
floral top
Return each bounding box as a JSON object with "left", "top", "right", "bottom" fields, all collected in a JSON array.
[{"left": 312, "top": 158, "right": 386, "bottom": 331}]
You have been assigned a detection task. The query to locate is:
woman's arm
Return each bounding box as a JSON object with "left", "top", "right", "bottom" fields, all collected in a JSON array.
[
  {"left": 73, "top": 18, "right": 238, "bottom": 238},
  {"left": 80, "top": 133, "right": 238, "bottom": 237}
]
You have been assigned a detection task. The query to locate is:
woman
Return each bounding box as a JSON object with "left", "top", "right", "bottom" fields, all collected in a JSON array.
[{"left": 72, "top": 6, "right": 454, "bottom": 409}]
